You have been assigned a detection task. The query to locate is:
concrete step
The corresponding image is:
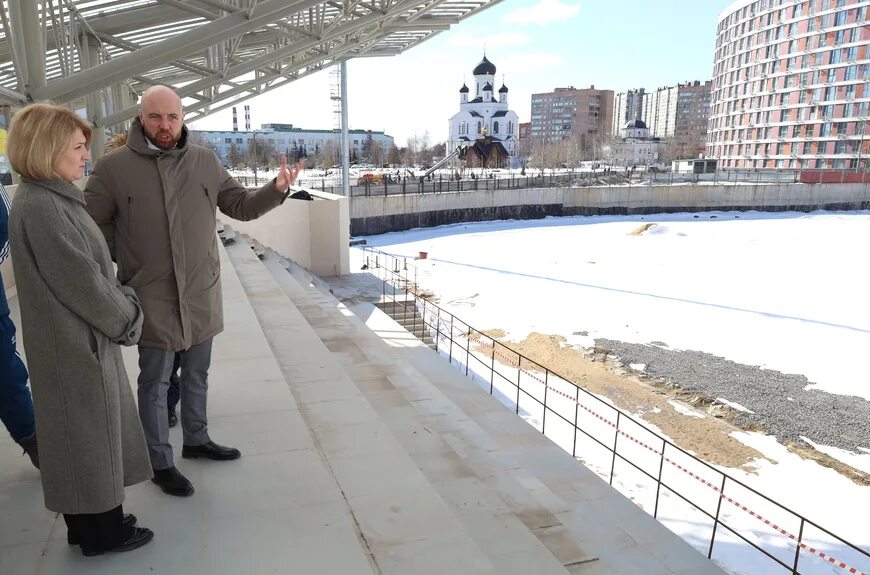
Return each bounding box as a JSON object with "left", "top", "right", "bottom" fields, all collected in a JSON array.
[
  {"left": 256, "top": 248, "right": 586, "bottom": 574},
  {"left": 226, "top": 233, "right": 541, "bottom": 574},
  {"left": 266, "top": 250, "right": 727, "bottom": 575}
]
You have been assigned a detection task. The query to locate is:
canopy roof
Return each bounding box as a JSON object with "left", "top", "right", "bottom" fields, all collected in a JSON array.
[{"left": 0, "top": 0, "right": 503, "bottom": 128}]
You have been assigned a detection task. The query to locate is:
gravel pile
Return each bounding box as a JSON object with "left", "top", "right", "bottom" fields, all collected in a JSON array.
[{"left": 594, "top": 338, "right": 870, "bottom": 453}]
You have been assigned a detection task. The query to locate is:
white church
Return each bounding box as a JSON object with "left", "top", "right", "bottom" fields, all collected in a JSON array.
[{"left": 448, "top": 55, "right": 519, "bottom": 164}]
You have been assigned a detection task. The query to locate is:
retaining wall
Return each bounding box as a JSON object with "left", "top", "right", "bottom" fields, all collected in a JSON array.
[{"left": 350, "top": 183, "right": 870, "bottom": 236}]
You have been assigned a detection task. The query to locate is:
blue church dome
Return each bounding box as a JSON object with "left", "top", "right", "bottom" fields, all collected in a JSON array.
[{"left": 473, "top": 55, "right": 496, "bottom": 75}]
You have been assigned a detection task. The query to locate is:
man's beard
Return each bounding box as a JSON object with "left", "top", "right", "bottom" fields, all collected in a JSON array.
[{"left": 145, "top": 126, "right": 181, "bottom": 149}]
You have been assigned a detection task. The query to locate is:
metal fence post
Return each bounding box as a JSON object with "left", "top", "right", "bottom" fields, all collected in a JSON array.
[
  {"left": 448, "top": 314, "right": 454, "bottom": 363},
  {"left": 572, "top": 385, "right": 580, "bottom": 457},
  {"left": 434, "top": 308, "right": 441, "bottom": 353},
  {"left": 609, "top": 412, "right": 621, "bottom": 485},
  {"left": 792, "top": 519, "right": 805, "bottom": 573},
  {"left": 653, "top": 439, "right": 667, "bottom": 518},
  {"left": 465, "top": 330, "right": 471, "bottom": 376},
  {"left": 489, "top": 339, "right": 496, "bottom": 394},
  {"left": 708, "top": 475, "right": 727, "bottom": 559},
  {"left": 541, "top": 371, "right": 549, "bottom": 434}
]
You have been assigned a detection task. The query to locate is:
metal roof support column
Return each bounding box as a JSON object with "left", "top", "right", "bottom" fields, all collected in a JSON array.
[
  {"left": 9, "top": 0, "right": 45, "bottom": 95},
  {"left": 340, "top": 59, "right": 350, "bottom": 198},
  {"left": 84, "top": 34, "right": 106, "bottom": 160}
]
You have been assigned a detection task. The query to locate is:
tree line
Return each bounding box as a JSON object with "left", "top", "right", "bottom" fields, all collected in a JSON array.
[{"left": 192, "top": 130, "right": 448, "bottom": 170}]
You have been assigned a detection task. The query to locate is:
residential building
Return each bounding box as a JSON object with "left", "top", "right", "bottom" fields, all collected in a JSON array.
[
  {"left": 530, "top": 86, "right": 614, "bottom": 150},
  {"left": 518, "top": 122, "right": 531, "bottom": 141},
  {"left": 708, "top": 0, "right": 869, "bottom": 169},
  {"left": 192, "top": 125, "right": 394, "bottom": 166},
  {"left": 642, "top": 81, "right": 712, "bottom": 154},
  {"left": 612, "top": 88, "right": 646, "bottom": 134},
  {"left": 448, "top": 55, "right": 519, "bottom": 162}
]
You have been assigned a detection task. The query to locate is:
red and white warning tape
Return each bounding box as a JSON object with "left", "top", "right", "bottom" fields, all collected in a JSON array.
[{"left": 433, "top": 327, "right": 869, "bottom": 575}]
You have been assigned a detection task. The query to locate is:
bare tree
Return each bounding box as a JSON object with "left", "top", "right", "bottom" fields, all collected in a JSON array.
[
  {"left": 246, "top": 137, "right": 275, "bottom": 168},
  {"left": 227, "top": 143, "right": 243, "bottom": 168},
  {"left": 369, "top": 140, "right": 385, "bottom": 166},
  {"left": 387, "top": 144, "right": 401, "bottom": 166}
]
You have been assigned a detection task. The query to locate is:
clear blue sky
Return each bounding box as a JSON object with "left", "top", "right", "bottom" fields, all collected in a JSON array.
[{"left": 191, "top": 0, "right": 736, "bottom": 146}]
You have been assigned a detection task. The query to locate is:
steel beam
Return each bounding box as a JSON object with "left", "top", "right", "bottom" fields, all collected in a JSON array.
[
  {"left": 84, "top": 35, "right": 107, "bottom": 160},
  {"left": 31, "top": 0, "right": 321, "bottom": 103},
  {"left": 0, "top": 85, "right": 26, "bottom": 106},
  {"left": 340, "top": 59, "right": 349, "bottom": 197},
  {"left": 10, "top": 0, "right": 46, "bottom": 93}
]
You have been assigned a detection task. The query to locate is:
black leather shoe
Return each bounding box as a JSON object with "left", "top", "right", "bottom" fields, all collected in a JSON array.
[
  {"left": 168, "top": 406, "right": 178, "bottom": 428},
  {"left": 68, "top": 514, "right": 137, "bottom": 545},
  {"left": 81, "top": 527, "right": 154, "bottom": 557},
  {"left": 151, "top": 466, "right": 194, "bottom": 497},
  {"left": 182, "top": 441, "right": 241, "bottom": 461}
]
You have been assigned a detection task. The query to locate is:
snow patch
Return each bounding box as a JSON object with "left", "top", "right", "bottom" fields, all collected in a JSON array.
[
  {"left": 715, "top": 397, "right": 755, "bottom": 413},
  {"left": 668, "top": 400, "right": 705, "bottom": 418}
]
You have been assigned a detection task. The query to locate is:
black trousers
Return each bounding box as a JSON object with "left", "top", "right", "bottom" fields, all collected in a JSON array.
[{"left": 64, "top": 505, "right": 133, "bottom": 552}]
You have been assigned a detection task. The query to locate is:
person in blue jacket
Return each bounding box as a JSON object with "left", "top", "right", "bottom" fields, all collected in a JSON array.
[{"left": 0, "top": 182, "right": 38, "bottom": 468}]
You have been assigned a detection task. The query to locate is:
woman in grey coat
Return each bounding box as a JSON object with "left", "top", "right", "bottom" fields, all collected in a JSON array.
[{"left": 7, "top": 103, "right": 154, "bottom": 556}]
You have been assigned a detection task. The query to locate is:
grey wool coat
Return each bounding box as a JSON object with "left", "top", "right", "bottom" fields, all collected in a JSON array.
[
  {"left": 9, "top": 177, "right": 152, "bottom": 514},
  {"left": 84, "top": 120, "right": 285, "bottom": 351}
]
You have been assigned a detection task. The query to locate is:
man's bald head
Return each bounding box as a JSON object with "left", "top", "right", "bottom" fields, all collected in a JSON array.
[{"left": 139, "top": 85, "right": 184, "bottom": 149}]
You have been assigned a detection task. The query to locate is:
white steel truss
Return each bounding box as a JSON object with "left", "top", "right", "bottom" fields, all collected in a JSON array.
[{"left": 0, "top": 0, "right": 502, "bottom": 130}]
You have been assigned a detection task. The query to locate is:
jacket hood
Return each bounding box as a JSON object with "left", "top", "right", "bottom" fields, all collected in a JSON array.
[{"left": 126, "top": 118, "right": 190, "bottom": 157}]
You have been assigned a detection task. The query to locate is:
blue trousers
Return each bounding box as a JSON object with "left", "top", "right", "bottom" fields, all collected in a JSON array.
[{"left": 0, "top": 314, "right": 35, "bottom": 441}]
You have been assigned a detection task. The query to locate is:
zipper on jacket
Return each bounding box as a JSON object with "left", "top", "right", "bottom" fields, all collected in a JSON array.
[{"left": 127, "top": 195, "right": 132, "bottom": 229}]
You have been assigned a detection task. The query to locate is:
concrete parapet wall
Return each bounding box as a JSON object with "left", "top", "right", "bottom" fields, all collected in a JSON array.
[
  {"left": 351, "top": 183, "right": 870, "bottom": 235},
  {"left": 218, "top": 188, "right": 350, "bottom": 277}
]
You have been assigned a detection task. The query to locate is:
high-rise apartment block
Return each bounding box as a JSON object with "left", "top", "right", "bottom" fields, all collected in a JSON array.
[
  {"left": 612, "top": 88, "right": 646, "bottom": 133},
  {"left": 708, "top": 0, "right": 869, "bottom": 169},
  {"left": 530, "top": 86, "right": 614, "bottom": 146},
  {"left": 643, "top": 81, "right": 712, "bottom": 146},
  {"left": 612, "top": 82, "right": 711, "bottom": 156}
]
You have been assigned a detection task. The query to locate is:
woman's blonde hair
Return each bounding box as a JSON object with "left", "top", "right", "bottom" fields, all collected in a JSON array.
[
  {"left": 7, "top": 103, "right": 93, "bottom": 181},
  {"left": 105, "top": 131, "right": 128, "bottom": 153}
]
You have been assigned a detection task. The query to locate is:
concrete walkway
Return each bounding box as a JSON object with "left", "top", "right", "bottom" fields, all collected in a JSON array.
[{"left": 0, "top": 235, "right": 726, "bottom": 574}]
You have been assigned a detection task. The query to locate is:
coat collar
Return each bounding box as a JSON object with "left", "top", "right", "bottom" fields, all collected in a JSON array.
[
  {"left": 126, "top": 118, "right": 190, "bottom": 157},
  {"left": 23, "top": 177, "right": 85, "bottom": 206}
]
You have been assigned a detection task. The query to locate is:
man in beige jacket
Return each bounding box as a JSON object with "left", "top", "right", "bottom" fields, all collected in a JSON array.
[{"left": 85, "top": 85, "right": 300, "bottom": 497}]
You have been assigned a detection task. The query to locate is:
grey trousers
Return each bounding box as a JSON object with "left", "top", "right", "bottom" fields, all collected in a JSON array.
[{"left": 138, "top": 338, "right": 213, "bottom": 470}]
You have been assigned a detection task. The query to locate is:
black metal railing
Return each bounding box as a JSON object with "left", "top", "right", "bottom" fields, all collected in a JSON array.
[
  {"left": 361, "top": 245, "right": 869, "bottom": 575},
  {"left": 235, "top": 167, "right": 870, "bottom": 196}
]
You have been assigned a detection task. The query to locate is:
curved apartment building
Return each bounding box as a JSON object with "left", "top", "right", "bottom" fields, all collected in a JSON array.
[{"left": 707, "top": 0, "right": 869, "bottom": 169}]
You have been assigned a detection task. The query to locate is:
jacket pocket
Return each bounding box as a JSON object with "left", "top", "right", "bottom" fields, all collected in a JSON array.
[{"left": 87, "top": 328, "right": 100, "bottom": 361}]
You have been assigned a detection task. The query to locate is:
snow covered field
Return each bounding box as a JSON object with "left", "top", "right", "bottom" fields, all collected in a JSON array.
[{"left": 353, "top": 210, "right": 870, "bottom": 575}]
